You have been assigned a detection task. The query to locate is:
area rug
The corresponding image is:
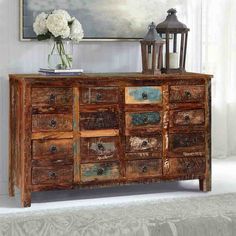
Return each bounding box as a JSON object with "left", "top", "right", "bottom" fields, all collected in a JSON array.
[{"left": 0, "top": 193, "right": 236, "bottom": 236}]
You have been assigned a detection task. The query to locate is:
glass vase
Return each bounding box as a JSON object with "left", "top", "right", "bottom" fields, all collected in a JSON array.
[{"left": 48, "top": 39, "right": 73, "bottom": 70}]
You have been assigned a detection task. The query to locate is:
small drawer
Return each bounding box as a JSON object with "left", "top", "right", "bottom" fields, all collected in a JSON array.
[
  {"left": 169, "top": 132, "right": 205, "bottom": 157},
  {"left": 126, "top": 134, "right": 162, "bottom": 152},
  {"left": 126, "top": 159, "right": 162, "bottom": 178},
  {"left": 32, "top": 165, "right": 73, "bottom": 185},
  {"left": 81, "top": 136, "right": 120, "bottom": 162},
  {"left": 80, "top": 110, "right": 119, "bottom": 130},
  {"left": 164, "top": 158, "right": 206, "bottom": 176},
  {"left": 32, "top": 87, "right": 73, "bottom": 106},
  {"left": 32, "top": 114, "right": 72, "bottom": 132},
  {"left": 32, "top": 139, "right": 73, "bottom": 159},
  {"left": 81, "top": 162, "right": 120, "bottom": 182},
  {"left": 126, "top": 152, "right": 162, "bottom": 160},
  {"left": 80, "top": 87, "right": 119, "bottom": 104},
  {"left": 125, "top": 111, "right": 162, "bottom": 129},
  {"left": 125, "top": 86, "right": 162, "bottom": 104},
  {"left": 170, "top": 109, "right": 205, "bottom": 127},
  {"left": 169, "top": 85, "right": 205, "bottom": 103}
]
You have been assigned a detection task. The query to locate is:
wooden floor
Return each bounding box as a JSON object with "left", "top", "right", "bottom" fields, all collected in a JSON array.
[{"left": 0, "top": 157, "right": 235, "bottom": 214}]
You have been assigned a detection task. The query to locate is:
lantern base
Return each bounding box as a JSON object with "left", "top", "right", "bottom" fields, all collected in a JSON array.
[
  {"left": 161, "top": 68, "right": 186, "bottom": 74},
  {"left": 142, "top": 69, "right": 162, "bottom": 75}
]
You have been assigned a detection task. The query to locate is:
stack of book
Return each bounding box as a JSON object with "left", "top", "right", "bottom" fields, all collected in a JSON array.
[{"left": 39, "top": 68, "right": 83, "bottom": 76}]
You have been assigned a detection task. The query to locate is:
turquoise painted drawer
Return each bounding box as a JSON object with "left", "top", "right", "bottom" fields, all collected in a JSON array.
[
  {"left": 125, "top": 111, "right": 162, "bottom": 129},
  {"left": 125, "top": 86, "right": 162, "bottom": 104}
]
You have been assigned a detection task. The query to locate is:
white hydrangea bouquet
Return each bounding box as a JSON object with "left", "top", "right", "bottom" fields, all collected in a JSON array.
[{"left": 33, "top": 9, "right": 84, "bottom": 69}]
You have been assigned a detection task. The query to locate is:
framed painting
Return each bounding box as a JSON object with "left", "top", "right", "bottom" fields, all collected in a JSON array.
[{"left": 20, "top": 0, "right": 187, "bottom": 41}]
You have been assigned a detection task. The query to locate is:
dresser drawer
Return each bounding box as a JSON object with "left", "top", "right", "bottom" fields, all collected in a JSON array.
[
  {"left": 125, "top": 111, "right": 162, "bottom": 129},
  {"left": 170, "top": 109, "right": 205, "bottom": 127},
  {"left": 81, "top": 162, "right": 120, "bottom": 182},
  {"left": 32, "top": 165, "right": 73, "bottom": 185},
  {"left": 32, "top": 139, "right": 73, "bottom": 159},
  {"left": 165, "top": 158, "right": 206, "bottom": 176},
  {"left": 80, "top": 87, "right": 119, "bottom": 104},
  {"left": 169, "top": 85, "right": 205, "bottom": 103},
  {"left": 80, "top": 110, "right": 119, "bottom": 130},
  {"left": 80, "top": 137, "right": 120, "bottom": 162},
  {"left": 126, "top": 134, "right": 162, "bottom": 152},
  {"left": 32, "top": 87, "right": 73, "bottom": 106},
  {"left": 126, "top": 152, "right": 162, "bottom": 160},
  {"left": 32, "top": 114, "right": 73, "bottom": 132},
  {"left": 125, "top": 86, "right": 162, "bottom": 104},
  {"left": 169, "top": 132, "right": 205, "bottom": 157},
  {"left": 126, "top": 159, "right": 162, "bottom": 178}
]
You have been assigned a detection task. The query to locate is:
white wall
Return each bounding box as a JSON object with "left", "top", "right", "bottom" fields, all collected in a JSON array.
[{"left": 0, "top": 1, "right": 202, "bottom": 195}]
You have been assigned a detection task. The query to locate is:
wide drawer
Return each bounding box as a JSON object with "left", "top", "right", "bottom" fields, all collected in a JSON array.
[
  {"left": 170, "top": 109, "right": 205, "bottom": 127},
  {"left": 81, "top": 162, "right": 120, "bottom": 182},
  {"left": 80, "top": 110, "right": 119, "bottom": 130},
  {"left": 80, "top": 87, "right": 119, "bottom": 104},
  {"left": 125, "top": 86, "right": 162, "bottom": 104},
  {"left": 126, "top": 159, "right": 162, "bottom": 178},
  {"left": 32, "top": 165, "right": 73, "bottom": 185},
  {"left": 32, "top": 114, "right": 73, "bottom": 132},
  {"left": 32, "top": 87, "right": 73, "bottom": 106},
  {"left": 80, "top": 136, "right": 120, "bottom": 162},
  {"left": 169, "top": 85, "right": 205, "bottom": 103},
  {"left": 126, "top": 134, "right": 162, "bottom": 152},
  {"left": 32, "top": 139, "right": 73, "bottom": 159},
  {"left": 169, "top": 132, "right": 205, "bottom": 157},
  {"left": 125, "top": 111, "right": 162, "bottom": 129},
  {"left": 165, "top": 158, "right": 206, "bottom": 176}
]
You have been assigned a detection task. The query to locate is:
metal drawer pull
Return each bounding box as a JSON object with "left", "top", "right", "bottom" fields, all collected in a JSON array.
[
  {"left": 96, "top": 93, "right": 102, "bottom": 101},
  {"left": 97, "top": 168, "right": 104, "bottom": 176},
  {"left": 184, "top": 91, "right": 192, "bottom": 99},
  {"left": 97, "top": 143, "right": 105, "bottom": 151},
  {"left": 143, "top": 115, "right": 148, "bottom": 123},
  {"left": 141, "top": 141, "right": 148, "bottom": 147},
  {"left": 50, "top": 145, "right": 57, "bottom": 153},
  {"left": 184, "top": 115, "right": 190, "bottom": 122},
  {"left": 142, "top": 92, "right": 148, "bottom": 100},
  {"left": 48, "top": 171, "right": 57, "bottom": 178},
  {"left": 49, "top": 94, "right": 56, "bottom": 103},
  {"left": 142, "top": 166, "right": 148, "bottom": 173},
  {"left": 49, "top": 119, "right": 57, "bottom": 128}
]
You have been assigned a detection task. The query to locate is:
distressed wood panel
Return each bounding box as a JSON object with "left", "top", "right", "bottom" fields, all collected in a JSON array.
[
  {"left": 170, "top": 109, "right": 205, "bottom": 127},
  {"left": 32, "top": 114, "right": 73, "bottom": 132},
  {"left": 80, "top": 87, "right": 119, "bottom": 104},
  {"left": 125, "top": 152, "right": 162, "bottom": 160},
  {"left": 81, "top": 136, "right": 120, "bottom": 163},
  {"left": 81, "top": 162, "right": 120, "bottom": 182},
  {"left": 169, "top": 85, "right": 205, "bottom": 103},
  {"left": 32, "top": 139, "right": 73, "bottom": 159},
  {"left": 125, "top": 86, "right": 162, "bottom": 104},
  {"left": 126, "top": 134, "right": 162, "bottom": 152},
  {"left": 126, "top": 159, "right": 162, "bottom": 178},
  {"left": 32, "top": 165, "right": 73, "bottom": 185},
  {"left": 32, "top": 158, "right": 73, "bottom": 167},
  {"left": 80, "top": 110, "right": 119, "bottom": 130},
  {"left": 164, "top": 158, "right": 206, "bottom": 176}
]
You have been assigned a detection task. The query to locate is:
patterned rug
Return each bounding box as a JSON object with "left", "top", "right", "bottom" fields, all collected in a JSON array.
[{"left": 0, "top": 193, "right": 236, "bottom": 236}]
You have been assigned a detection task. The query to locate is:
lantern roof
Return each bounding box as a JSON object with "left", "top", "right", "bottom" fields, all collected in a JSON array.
[
  {"left": 156, "top": 9, "right": 189, "bottom": 33},
  {"left": 142, "top": 22, "right": 164, "bottom": 42}
]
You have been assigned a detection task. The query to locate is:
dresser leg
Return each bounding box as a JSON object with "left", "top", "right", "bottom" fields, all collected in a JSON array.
[
  {"left": 21, "top": 191, "right": 31, "bottom": 207},
  {"left": 199, "top": 177, "right": 211, "bottom": 192}
]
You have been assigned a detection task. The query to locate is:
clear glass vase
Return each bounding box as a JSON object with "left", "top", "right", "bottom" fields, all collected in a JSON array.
[{"left": 48, "top": 39, "right": 73, "bottom": 69}]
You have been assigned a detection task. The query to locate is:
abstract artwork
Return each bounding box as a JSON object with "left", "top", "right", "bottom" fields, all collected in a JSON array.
[{"left": 20, "top": 0, "right": 187, "bottom": 41}]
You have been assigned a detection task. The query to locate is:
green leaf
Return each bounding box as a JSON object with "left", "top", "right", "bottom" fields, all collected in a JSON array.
[{"left": 37, "top": 32, "right": 51, "bottom": 41}]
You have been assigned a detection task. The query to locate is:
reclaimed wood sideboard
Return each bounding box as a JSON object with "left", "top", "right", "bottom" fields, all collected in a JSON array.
[{"left": 9, "top": 73, "right": 212, "bottom": 207}]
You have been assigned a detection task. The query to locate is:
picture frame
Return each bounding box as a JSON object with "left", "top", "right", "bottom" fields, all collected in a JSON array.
[{"left": 20, "top": 0, "right": 184, "bottom": 41}]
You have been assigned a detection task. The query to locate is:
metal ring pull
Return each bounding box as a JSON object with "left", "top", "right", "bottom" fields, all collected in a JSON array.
[
  {"left": 50, "top": 145, "right": 57, "bottom": 153},
  {"left": 142, "top": 92, "right": 148, "bottom": 100},
  {"left": 97, "top": 143, "right": 105, "bottom": 151},
  {"left": 48, "top": 171, "right": 57, "bottom": 178},
  {"left": 49, "top": 119, "right": 57, "bottom": 128},
  {"left": 97, "top": 168, "right": 104, "bottom": 176},
  {"left": 49, "top": 94, "right": 56, "bottom": 103}
]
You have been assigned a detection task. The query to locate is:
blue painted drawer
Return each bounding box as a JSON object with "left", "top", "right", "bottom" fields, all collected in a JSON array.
[
  {"left": 125, "top": 86, "right": 162, "bottom": 104},
  {"left": 125, "top": 111, "right": 162, "bottom": 129}
]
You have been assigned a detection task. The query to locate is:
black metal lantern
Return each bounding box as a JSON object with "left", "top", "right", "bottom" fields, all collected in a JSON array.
[
  {"left": 140, "top": 22, "right": 164, "bottom": 75},
  {"left": 156, "top": 9, "right": 189, "bottom": 74}
]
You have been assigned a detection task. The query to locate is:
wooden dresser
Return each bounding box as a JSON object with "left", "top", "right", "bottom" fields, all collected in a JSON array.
[{"left": 9, "top": 73, "right": 212, "bottom": 207}]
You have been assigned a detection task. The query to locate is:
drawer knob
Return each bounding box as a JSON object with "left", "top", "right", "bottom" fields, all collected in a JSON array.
[
  {"left": 143, "top": 115, "right": 148, "bottom": 123},
  {"left": 97, "top": 143, "right": 105, "bottom": 151},
  {"left": 96, "top": 93, "right": 102, "bottom": 101},
  {"left": 49, "top": 119, "right": 57, "bottom": 128},
  {"left": 184, "top": 91, "right": 192, "bottom": 99},
  {"left": 97, "top": 168, "right": 104, "bottom": 176},
  {"left": 50, "top": 145, "right": 57, "bottom": 153},
  {"left": 141, "top": 140, "right": 148, "bottom": 147},
  {"left": 49, "top": 94, "right": 56, "bottom": 103},
  {"left": 142, "top": 166, "right": 148, "bottom": 173},
  {"left": 142, "top": 92, "right": 148, "bottom": 100},
  {"left": 48, "top": 171, "right": 57, "bottom": 178},
  {"left": 184, "top": 115, "right": 190, "bottom": 122}
]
